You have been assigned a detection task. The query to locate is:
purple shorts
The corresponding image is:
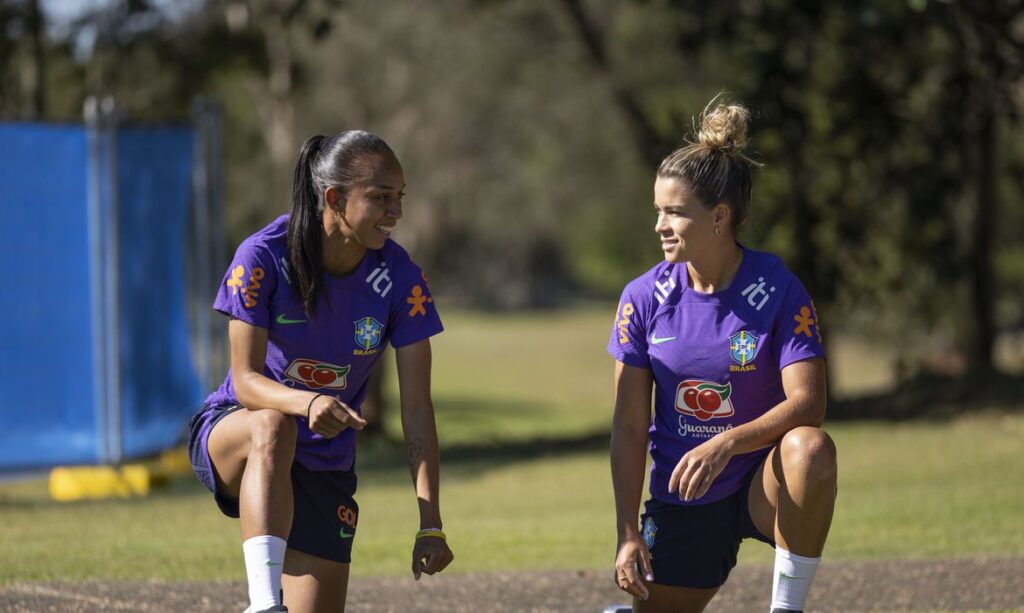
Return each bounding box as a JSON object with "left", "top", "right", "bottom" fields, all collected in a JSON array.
[
  {"left": 641, "top": 463, "right": 774, "bottom": 588},
  {"left": 186, "top": 403, "right": 360, "bottom": 563},
  {"left": 187, "top": 403, "right": 243, "bottom": 516}
]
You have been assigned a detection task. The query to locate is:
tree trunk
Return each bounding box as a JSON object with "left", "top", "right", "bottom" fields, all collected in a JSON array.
[
  {"left": 558, "top": 0, "right": 667, "bottom": 168},
  {"left": 26, "top": 0, "right": 45, "bottom": 118},
  {"left": 964, "top": 1, "right": 999, "bottom": 374},
  {"left": 969, "top": 90, "right": 996, "bottom": 373}
]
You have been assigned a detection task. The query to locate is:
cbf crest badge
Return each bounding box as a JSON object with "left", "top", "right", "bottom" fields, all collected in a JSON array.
[
  {"left": 354, "top": 317, "right": 383, "bottom": 352},
  {"left": 729, "top": 331, "right": 760, "bottom": 366}
]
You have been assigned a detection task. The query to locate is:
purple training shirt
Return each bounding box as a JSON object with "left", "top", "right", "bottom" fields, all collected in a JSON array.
[
  {"left": 203, "top": 214, "right": 443, "bottom": 472},
  {"left": 608, "top": 246, "right": 825, "bottom": 506}
]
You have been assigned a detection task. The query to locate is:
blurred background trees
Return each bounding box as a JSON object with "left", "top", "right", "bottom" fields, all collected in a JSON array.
[{"left": 3, "top": 0, "right": 1021, "bottom": 379}]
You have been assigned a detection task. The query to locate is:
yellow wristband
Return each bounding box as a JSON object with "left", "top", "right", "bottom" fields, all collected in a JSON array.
[{"left": 416, "top": 528, "right": 446, "bottom": 541}]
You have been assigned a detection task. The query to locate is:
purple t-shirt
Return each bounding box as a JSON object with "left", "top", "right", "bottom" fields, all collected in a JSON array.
[
  {"left": 204, "top": 214, "right": 443, "bottom": 471},
  {"left": 607, "top": 247, "right": 825, "bottom": 506}
]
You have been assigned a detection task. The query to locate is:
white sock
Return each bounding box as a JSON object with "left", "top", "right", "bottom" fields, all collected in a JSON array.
[
  {"left": 770, "top": 547, "right": 821, "bottom": 612},
  {"left": 243, "top": 535, "right": 287, "bottom": 611}
]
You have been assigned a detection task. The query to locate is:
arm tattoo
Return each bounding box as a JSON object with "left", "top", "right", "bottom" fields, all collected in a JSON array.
[{"left": 407, "top": 436, "right": 424, "bottom": 467}]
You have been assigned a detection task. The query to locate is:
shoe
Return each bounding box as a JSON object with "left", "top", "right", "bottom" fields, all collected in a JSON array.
[{"left": 603, "top": 607, "right": 632, "bottom": 613}]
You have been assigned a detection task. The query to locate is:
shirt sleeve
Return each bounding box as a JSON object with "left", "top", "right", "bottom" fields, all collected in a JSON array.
[
  {"left": 213, "top": 240, "right": 278, "bottom": 329},
  {"left": 772, "top": 276, "right": 826, "bottom": 369},
  {"left": 388, "top": 262, "right": 444, "bottom": 348},
  {"left": 607, "top": 280, "right": 652, "bottom": 369}
]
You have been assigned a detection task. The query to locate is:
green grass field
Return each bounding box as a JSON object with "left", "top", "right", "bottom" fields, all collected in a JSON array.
[{"left": 0, "top": 307, "right": 1021, "bottom": 584}]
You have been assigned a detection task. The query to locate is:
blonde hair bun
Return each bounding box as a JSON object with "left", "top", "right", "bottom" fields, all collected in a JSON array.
[{"left": 697, "top": 102, "right": 750, "bottom": 154}]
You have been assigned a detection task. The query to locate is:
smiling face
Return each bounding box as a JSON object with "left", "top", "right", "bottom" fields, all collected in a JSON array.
[
  {"left": 653, "top": 176, "right": 725, "bottom": 264},
  {"left": 327, "top": 152, "right": 406, "bottom": 250}
]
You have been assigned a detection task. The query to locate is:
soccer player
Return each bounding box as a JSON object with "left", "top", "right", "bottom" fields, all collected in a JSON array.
[
  {"left": 188, "top": 131, "right": 453, "bottom": 612},
  {"left": 607, "top": 100, "right": 837, "bottom": 613}
]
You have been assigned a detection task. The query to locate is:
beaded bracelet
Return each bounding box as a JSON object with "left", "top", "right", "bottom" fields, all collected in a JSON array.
[{"left": 416, "top": 528, "right": 446, "bottom": 541}]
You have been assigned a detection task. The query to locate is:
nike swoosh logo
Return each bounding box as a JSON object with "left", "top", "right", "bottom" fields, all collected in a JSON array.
[
  {"left": 650, "top": 334, "right": 676, "bottom": 345},
  {"left": 780, "top": 572, "right": 804, "bottom": 580},
  {"left": 339, "top": 529, "right": 354, "bottom": 539},
  {"left": 265, "top": 561, "right": 282, "bottom": 567},
  {"left": 276, "top": 313, "right": 306, "bottom": 325}
]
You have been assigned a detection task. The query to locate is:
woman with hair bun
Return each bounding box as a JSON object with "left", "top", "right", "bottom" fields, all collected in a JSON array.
[
  {"left": 608, "top": 99, "right": 836, "bottom": 613},
  {"left": 187, "top": 131, "right": 453, "bottom": 612}
]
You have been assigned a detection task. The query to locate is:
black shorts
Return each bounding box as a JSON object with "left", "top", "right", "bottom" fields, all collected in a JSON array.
[
  {"left": 640, "top": 466, "right": 774, "bottom": 589},
  {"left": 187, "top": 403, "right": 360, "bottom": 564}
]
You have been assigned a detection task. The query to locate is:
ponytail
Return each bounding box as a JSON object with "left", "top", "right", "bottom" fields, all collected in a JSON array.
[
  {"left": 287, "top": 134, "right": 326, "bottom": 318},
  {"left": 286, "top": 130, "right": 396, "bottom": 319}
]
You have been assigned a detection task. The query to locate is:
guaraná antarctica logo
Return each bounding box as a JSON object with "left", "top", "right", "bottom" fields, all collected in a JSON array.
[
  {"left": 674, "top": 379, "right": 735, "bottom": 421},
  {"left": 284, "top": 358, "right": 351, "bottom": 390}
]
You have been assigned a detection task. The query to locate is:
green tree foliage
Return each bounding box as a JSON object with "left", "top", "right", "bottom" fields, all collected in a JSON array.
[
  {"left": 559, "top": 0, "right": 1023, "bottom": 374},
  {"left": 4, "top": 0, "right": 1021, "bottom": 374}
]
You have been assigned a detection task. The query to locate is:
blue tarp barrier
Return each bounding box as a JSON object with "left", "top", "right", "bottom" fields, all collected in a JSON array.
[{"left": 0, "top": 121, "right": 204, "bottom": 469}]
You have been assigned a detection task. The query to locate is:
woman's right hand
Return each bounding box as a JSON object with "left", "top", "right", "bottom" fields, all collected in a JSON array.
[
  {"left": 307, "top": 395, "right": 367, "bottom": 438},
  {"left": 614, "top": 533, "right": 653, "bottom": 601}
]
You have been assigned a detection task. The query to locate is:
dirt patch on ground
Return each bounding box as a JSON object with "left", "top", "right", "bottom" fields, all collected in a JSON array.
[{"left": 2, "top": 557, "right": 1021, "bottom": 612}]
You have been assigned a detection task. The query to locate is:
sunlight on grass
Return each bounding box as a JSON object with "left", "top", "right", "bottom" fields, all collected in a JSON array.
[
  {"left": 380, "top": 306, "right": 619, "bottom": 445},
  {"left": 1, "top": 414, "right": 1020, "bottom": 582},
  {"left": 0, "top": 309, "right": 1020, "bottom": 583}
]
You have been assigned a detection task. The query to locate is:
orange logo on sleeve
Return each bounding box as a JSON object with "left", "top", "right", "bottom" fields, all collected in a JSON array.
[
  {"left": 226, "top": 265, "right": 265, "bottom": 308},
  {"left": 793, "top": 303, "right": 821, "bottom": 341},
  {"left": 242, "top": 267, "right": 265, "bottom": 309},
  {"left": 406, "top": 285, "right": 433, "bottom": 317},
  {"left": 226, "top": 265, "right": 245, "bottom": 294},
  {"left": 617, "top": 303, "right": 634, "bottom": 345}
]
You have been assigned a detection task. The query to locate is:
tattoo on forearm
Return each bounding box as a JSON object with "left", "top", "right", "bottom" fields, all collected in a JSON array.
[{"left": 407, "top": 437, "right": 423, "bottom": 467}]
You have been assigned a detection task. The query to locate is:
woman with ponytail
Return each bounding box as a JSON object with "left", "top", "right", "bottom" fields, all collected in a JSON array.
[
  {"left": 188, "top": 131, "right": 453, "bottom": 612},
  {"left": 607, "top": 99, "right": 836, "bottom": 612}
]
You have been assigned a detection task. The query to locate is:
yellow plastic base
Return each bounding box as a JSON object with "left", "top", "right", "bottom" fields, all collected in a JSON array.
[
  {"left": 48, "top": 464, "right": 168, "bottom": 501},
  {"left": 47, "top": 447, "right": 192, "bottom": 502},
  {"left": 158, "top": 446, "right": 192, "bottom": 477}
]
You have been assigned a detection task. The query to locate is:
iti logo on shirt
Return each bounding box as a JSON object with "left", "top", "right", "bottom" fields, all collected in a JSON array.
[
  {"left": 654, "top": 270, "right": 677, "bottom": 305},
  {"left": 740, "top": 276, "right": 775, "bottom": 311},
  {"left": 354, "top": 317, "right": 383, "bottom": 351},
  {"left": 675, "top": 380, "right": 735, "bottom": 421},
  {"left": 366, "top": 262, "right": 393, "bottom": 298},
  {"left": 284, "top": 359, "right": 351, "bottom": 390}
]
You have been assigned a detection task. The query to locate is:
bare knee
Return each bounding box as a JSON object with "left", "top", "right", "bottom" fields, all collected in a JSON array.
[
  {"left": 249, "top": 409, "right": 297, "bottom": 461},
  {"left": 779, "top": 426, "right": 837, "bottom": 486}
]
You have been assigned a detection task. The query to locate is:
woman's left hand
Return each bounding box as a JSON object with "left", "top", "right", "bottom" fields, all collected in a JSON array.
[
  {"left": 411, "top": 535, "right": 454, "bottom": 580},
  {"left": 668, "top": 434, "right": 736, "bottom": 502}
]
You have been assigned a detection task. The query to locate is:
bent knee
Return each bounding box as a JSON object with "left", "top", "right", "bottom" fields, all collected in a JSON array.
[
  {"left": 780, "top": 426, "right": 837, "bottom": 481},
  {"left": 249, "top": 409, "right": 297, "bottom": 456}
]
